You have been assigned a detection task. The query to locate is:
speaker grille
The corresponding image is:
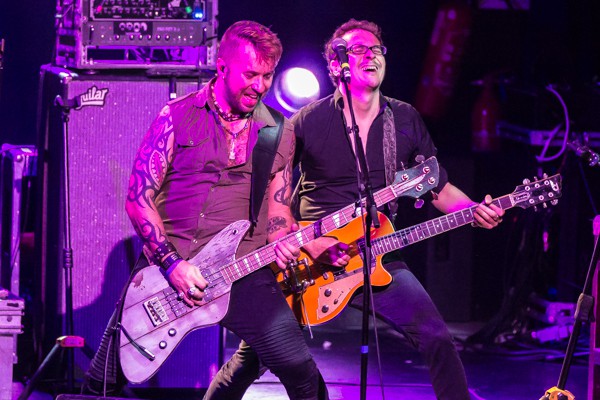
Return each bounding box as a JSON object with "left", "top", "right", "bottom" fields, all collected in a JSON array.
[{"left": 38, "top": 66, "right": 220, "bottom": 388}]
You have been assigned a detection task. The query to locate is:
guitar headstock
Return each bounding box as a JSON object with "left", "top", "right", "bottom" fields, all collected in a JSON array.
[
  {"left": 390, "top": 156, "right": 440, "bottom": 200},
  {"left": 511, "top": 174, "right": 562, "bottom": 209}
]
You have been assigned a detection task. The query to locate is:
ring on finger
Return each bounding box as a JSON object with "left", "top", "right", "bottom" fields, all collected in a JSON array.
[
  {"left": 177, "top": 291, "right": 185, "bottom": 300},
  {"left": 187, "top": 286, "right": 199, "bottom": 297}
]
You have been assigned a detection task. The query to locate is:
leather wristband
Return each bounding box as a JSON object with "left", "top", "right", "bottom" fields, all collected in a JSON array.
[
  {"left": 154, "top": 241, "right": 177, "bottom": 261},
  {"left": 160, "top": 252, "right": 183, "bottom": 271}
]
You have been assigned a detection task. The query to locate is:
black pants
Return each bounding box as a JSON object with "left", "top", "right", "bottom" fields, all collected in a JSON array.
[
  {"left": 207, "top": 262, "right": 468, "bottom": 400},
  {"left": 85, "top": 264, "right": 327, "bottom": 400}
]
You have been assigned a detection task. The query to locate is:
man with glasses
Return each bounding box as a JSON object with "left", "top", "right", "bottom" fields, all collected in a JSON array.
[
  {"left": 207, "top": 19, "right": 503, "bottom": 399},
  {"left": 291, "top": 19, "right": 503, "bottom": 399}
]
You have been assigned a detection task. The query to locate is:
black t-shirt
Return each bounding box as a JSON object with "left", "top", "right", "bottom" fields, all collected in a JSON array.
[{"left": 292, "top": 90, "right": 448, "bottom": 222}]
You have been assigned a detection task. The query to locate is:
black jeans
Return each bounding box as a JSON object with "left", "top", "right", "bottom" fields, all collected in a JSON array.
[
  {"left": 204, "top": 267, "right": 327, "bottom": 400},
  {"left": 207, "top": 262, "right": 469, "bottom": 400},
  {"left": 85, "top": 264, "right": 326, "bottom": 400}
]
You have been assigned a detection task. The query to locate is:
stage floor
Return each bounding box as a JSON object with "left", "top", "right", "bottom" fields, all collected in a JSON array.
[
  {"left": 234, "top": 319, "right": 588, "bottom": 400},
  {"left": 17, "top": 314, "right": 588, "bottom": 400}
]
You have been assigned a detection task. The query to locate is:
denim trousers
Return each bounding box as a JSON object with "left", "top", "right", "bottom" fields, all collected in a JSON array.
[{"left": 207, "top": 261, "right": 469, "bottom": 400}]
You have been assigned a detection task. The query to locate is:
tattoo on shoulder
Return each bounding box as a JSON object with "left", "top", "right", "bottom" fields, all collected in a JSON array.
[
  {"left": 267, "top": 216, "right": 288, "bottom": 235},
  {"left": 127, "top": 110, "right": 174, "bottom": 209}
]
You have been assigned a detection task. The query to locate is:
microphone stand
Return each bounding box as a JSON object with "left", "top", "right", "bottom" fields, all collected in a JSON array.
[
  {"left": 340, "top": 77, "right": 380, "bottom": 400},
  {"left": 18, "top": 95, "right": 85, "bottom": 399},
  {"left": 540, "top": 215, "right": 599, "bottom": 400}
]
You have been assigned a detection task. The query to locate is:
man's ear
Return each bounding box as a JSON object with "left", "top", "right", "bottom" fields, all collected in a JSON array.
[
  {"left": 329, "top": 59, "right": 341, "bottom": 77},
  {"left": 216, "top": 58, "right": 227, "bottom": 76}
]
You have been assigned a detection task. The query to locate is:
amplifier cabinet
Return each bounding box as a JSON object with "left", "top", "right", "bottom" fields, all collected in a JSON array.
[
  {"left": 55, "top": 0, "right": 218, "bottom": 70},
  {"left": 36, "top": 65, "right": 221, "bottom": 388}
]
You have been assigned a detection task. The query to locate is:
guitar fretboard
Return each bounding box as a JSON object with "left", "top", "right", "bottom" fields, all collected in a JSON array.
[
  {"left": 220, "top": 173, "right": 429, "bottom": 283},
  {"left": 370, "top": 195, "right": 515, "bottom": 256}
]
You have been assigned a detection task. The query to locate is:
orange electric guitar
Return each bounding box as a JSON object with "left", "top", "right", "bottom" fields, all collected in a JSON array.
[{"left": 278, "top": 174, "right": 562, "bottom": 326}]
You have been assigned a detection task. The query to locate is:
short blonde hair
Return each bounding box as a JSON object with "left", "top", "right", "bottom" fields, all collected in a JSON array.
[{"left": 219, "top": 20, "right": 283, "bottom": 67}]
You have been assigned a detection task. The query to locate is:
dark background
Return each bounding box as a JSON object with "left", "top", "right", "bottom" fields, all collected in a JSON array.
[{"left": 1, "top": 0, "right": 599, "bottom": 331}]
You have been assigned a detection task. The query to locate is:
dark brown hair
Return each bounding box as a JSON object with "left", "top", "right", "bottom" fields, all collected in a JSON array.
[{"left": 323, "top": 19, "right": 384, "bottom": 85}]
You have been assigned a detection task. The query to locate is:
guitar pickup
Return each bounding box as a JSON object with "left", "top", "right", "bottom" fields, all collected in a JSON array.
[{"left": 143, "top": 296, "right": 169, "bottom": 327}]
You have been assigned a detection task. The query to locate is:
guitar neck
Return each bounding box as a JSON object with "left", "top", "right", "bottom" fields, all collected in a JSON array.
[
  {"left": 371, "top": 194, "right": 515, "bottom": 256},
  {"left": 220, "top": 181, "right": 407, "bottom": 283}
]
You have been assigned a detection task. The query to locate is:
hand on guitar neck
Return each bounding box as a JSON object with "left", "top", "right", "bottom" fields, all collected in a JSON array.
[{"left": 302, "top": 237, "right": 351, "bottom": 268}]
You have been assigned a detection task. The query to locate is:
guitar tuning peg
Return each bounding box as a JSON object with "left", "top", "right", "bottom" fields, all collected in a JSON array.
[
  {"left": 523, "top": 178, "right": 531, "bottom": 184},
  {"left": 542, "top": 172, "right": 548, "bottom": 179},
  {"left": 542, "top": 202, "right": 548, "bottom": 208},
  {"left": 414, "top": 198, "right": 424, "bottom": 209},
  {"left": 551, "top": 199, "right": 559, "bottom": 206},
  {"left": 415, "top": 155, "right": 425, "bottom": 163},
  {"left": 533, "top": 205, "right": 538, "bottom": 212}
]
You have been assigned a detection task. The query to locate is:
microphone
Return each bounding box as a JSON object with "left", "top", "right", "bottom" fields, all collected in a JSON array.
[
  {"left": 567, "top": 141, "right": 599, "bottom": 167},
  {"left": 331, "top": 38, "right": 351, "bottom": 83}
]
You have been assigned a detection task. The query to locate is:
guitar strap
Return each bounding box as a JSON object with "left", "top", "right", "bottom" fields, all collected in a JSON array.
[
  {"left": 250, "top": 105, "right": 285, "bottom": 225},
  {"left": 382, "top": 101, "right": 398, "bottom": 221}
]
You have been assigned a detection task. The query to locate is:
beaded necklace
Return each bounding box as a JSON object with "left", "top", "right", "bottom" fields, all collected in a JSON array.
[{"left": 210, "top": 80, "right": 251, "bottom": 122}]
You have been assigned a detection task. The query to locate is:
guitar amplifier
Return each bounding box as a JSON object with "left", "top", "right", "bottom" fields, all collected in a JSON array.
[
  {"left": 0, "top": 289, "right": 24, "bottom": 334},
  {"left": 36, "top": 65, "right": 222, "bottom": 389},
  {"left": 55, "top": 0, "right": 219, "bottom": 70},
  {"left": 0, "top": 289, "right": 24, "bottom": 400}
]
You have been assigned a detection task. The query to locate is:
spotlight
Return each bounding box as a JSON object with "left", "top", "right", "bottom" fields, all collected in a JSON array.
[{"left": 273, "top": 67, "right": 320, "bottom": 113}]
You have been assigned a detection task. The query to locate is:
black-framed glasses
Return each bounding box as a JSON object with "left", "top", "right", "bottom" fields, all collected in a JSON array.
[{"left": 346, "top": 44, "right": 387, "bottom": 56}]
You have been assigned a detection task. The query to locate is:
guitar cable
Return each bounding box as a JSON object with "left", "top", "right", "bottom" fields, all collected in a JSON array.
[
  {"left": 299, "top": 294, "right": 314, "bottom": 339},
  {"left": 359, "top": 214, "right": 387, "bottom": 400},
  {"left": 117, "top": 322, "right": 156, "bottom": 361},
  {"left": 366, "top": 258, "right": 386, "bottom": 400}
]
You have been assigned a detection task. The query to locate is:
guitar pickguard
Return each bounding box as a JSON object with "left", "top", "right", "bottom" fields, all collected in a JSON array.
[{"left": 119, "top": 220, "right": 251, "bottom": 384}]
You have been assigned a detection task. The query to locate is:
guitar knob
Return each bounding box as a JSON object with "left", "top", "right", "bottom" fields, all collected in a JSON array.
[
  {"left": 321, "top": 305, "right": 329, "bottom": 313},
  {"left": 168, "top": 328, "right": 177, "bottom": 336},
  {"left": 324, "top": 289, "right": 332, "bottom": 297},
  {"left": 159, "top": 341, "right": 167, "bottom": 349}
]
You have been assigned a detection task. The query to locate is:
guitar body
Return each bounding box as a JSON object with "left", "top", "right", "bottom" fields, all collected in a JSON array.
[
  {"left": 119, "top": 220, "right": 252, "bottom": 383},
  {"left": 280, "top": 173, "right": 563, "bottom": 328},
  {"left": 279, "top": 212, "right": 394, "bottom": 326}
]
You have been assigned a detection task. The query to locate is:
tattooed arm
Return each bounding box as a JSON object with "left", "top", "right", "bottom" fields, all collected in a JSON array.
[
  {"left": 125, "top": 106, "right": 173, "bottom": 252},
  {"left": 125, "top": 105, "right": 207, "bottom": 306},
  {"left": 267, "top": 133, "right": 301, "bottom": 270}
]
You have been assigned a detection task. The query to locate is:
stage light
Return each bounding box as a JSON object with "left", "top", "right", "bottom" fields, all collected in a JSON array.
[{"left": 273, "top": 67, "right": 320, "bottom": 113}]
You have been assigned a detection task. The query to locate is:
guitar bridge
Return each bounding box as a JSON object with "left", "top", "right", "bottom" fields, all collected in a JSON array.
[
  {"left": 283, "top": 258, "right": 314, "bottom": 294},
  {"left": 143, "top": 296, "right": 169, "bottom": 327}
]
